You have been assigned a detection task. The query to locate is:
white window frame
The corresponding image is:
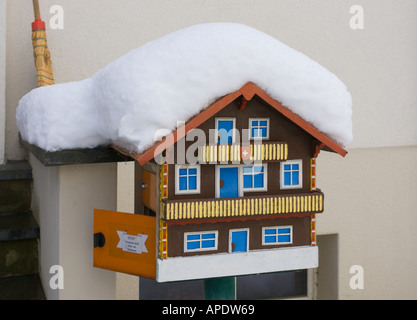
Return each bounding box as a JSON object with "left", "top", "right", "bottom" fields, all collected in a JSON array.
[
  {"left": 215, "top": 164, "right": 268, "bottom": 198},
  {"left": 175, "top": 164, "right": 201, "bottom": 195},
  {"left": 215, "top": 165, "right": 243, "bottom": 198},
  {"left": 215, "top": 117, "right": 236, "bottom": 144},
  {"left": 228, "top": 228, "right": 250, "bottom": 253},
  {"left": 249, "top": 118, "right": 270, "bottom": 140},
  {"left": 262, "top": 226, "right": 293, "bottom": 246},
  {"left": 184, "top": 230, "right": 219, "bottom": 253},
  {"left": 242, "top": 163, "right": 268, "bottom": 192},
  {"left": 280, "top": 159, "right": 303, "bottom": 190}
]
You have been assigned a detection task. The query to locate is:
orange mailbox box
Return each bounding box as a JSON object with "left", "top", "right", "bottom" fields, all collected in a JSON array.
[{"left": 93, "top": 209, "right": 156, "bottom": 279}]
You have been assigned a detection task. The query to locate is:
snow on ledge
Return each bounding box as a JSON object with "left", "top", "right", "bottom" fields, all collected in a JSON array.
[{"left": 17, "top": 23, "right": 352, "bottom": 154}]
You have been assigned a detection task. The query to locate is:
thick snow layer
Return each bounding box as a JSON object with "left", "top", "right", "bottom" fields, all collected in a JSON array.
[{"left": 17, "top": 23, "right": 352, "bottom": 153}]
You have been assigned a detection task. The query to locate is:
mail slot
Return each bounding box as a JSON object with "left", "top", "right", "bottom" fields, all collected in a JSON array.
[{"left": 93, "top": 209, "right": 156, "bottom": 279}]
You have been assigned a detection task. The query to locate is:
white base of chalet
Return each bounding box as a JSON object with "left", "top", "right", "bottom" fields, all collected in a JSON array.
[{"left": 156, "top": 245, "right": 318, "bottom": 283}]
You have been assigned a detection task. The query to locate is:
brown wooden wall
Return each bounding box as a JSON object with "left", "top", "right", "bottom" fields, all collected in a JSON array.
[
  {"left": 167, "top": 95, "right": 317, "bottom": 201},
  {"left": 167, "top": 216, "right": 311, "bottom": 258}
]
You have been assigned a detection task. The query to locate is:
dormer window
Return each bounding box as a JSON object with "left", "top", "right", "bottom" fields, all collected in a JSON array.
[
  {"left": 216, "top": 118, "right": 236, "bottom": 143},
  {"left": 249, "top": 118, "right": 269, "bottom": 140}
]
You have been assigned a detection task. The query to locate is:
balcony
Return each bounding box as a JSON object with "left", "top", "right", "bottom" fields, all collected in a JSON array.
[
  {"left": 197, "top": 141, "right": 288, "bottom": 164},
  {"left": 161, "top": 191, "right": 324, "bottom": 222}
]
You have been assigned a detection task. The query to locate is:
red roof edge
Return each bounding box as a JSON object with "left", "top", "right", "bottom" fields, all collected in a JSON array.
[
  {"left": 112, "top": 82, "right": 347, "bottom": 164},
  {"left": 244, "top": 83, "right": 348, "bottom": 158}
]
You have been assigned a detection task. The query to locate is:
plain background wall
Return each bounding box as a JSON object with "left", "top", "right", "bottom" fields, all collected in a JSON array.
[
  {"left": 3, "top": 0, "right": 417, "bottom": 299},
  {"left": 30, "top": 155, "right": 119, "bottom": 300},
  {"left": 318, "top": 147, "right": 417, "bottom": 299},
  {"left": 29, "top": 154, "right": 61, "bottom": 300},
  {"left": 0, "top": 0, "right": 5, "bottom": 164},
  {"left": 5, "top": 0, "right": 417, "bottom": 159}
]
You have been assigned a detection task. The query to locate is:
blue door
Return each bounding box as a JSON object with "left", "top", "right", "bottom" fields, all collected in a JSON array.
[
  {"left": 230, "top": 230, "right": 248, "bottom": 253},
  {"left": 217, "top": 120, "right": 234, "bottom": 143},
  {"left": 219, "top": 167, "right": 239, "bottom": 198}
]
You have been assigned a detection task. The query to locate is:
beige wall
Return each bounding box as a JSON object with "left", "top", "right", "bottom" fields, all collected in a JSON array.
[
  {"left": 0, "top": 0, "right": 5, "bottom": 164},
  {"left": 116, "top": 162, "right": 138, "bottom": 300},
  {"left": 30, "top": 154, "right": 118, "bottom": 300},
  {"left": 318, "top": 146, "right": 417, "bottom": 299},
  {"left": 5, "top": 0, "right": 417, "bottom": 159},
  {"left": 3, "top": 0, "right": 417, "bottom": 299},
  {"left": 29, "top": 154, "right": 60, "bottom": 299}
]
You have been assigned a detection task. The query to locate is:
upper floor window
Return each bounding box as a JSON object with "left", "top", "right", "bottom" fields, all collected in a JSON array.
[
  {"left": 216, "top": 118, "right": 236, "bottom": 143},
  {"left": 175, "top": 165, "right": 200, "bottom": 195},
  {"left": 280, "top": 160, "right": 302, "bottom": 189},
  {"left": 242, "top": 164, "right": 267, "bottom": 192},
  {"left": 249, "top": 118, "right": 269, "bottom": 140}
]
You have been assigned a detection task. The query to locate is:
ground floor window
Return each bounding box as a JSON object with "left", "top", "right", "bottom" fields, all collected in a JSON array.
[
  {"left": 184, "top": 231, "right": 218, "bottom": 252},
  {"left": 183, "top": 224, "right": 294, "bottom": 255},
  {"left": 262, "top": 226, "right": 293, "bottom": 245}
]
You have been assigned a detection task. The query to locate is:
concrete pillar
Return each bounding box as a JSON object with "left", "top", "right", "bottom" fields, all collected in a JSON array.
[{"left": 30, "top": 153, "right": 118, "bottom": 299}]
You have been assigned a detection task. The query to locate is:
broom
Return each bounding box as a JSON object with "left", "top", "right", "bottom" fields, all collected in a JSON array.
[{"left": 32, "top": 0, "right": 54, "bottom": 86}]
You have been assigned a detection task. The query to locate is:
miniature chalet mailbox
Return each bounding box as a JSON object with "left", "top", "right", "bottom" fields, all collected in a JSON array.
[{"left": 93, "top": 82, "right": 347, "bottom": 282}]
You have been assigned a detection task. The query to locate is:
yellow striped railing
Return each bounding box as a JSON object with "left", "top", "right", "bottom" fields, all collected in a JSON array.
[
  {"left": 197, "top": 142, "right": 288, "bottom": 163},
  {"left": 161, "top": 192, "right": 323, "bottom": 221}
]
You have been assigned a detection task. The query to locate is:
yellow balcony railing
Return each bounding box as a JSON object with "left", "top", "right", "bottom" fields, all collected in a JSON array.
[
  {"left": 161, "top": 191, "right": 323, "bottom": 221},
  {"left": 197, "top": 141, "right": 288, "bottom": 164}
]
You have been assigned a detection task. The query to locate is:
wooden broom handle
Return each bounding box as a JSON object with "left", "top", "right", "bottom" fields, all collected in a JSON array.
[{"left": 33, "top": 0, "right": 41, "bottom": 19}]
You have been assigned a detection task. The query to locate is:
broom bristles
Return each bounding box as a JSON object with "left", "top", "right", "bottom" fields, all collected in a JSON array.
[{"left": 32, "top": 29, "right": 54, "bottom": 86}]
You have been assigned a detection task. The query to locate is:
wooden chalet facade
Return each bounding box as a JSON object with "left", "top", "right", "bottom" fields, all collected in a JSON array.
[{"left": 110, "top": 82, "right": 347, "bottom": 282}]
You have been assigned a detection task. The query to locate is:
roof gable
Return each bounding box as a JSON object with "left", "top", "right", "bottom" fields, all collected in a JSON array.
[{"left": 113, "top": 82, "right": 347, "bottom": 164}]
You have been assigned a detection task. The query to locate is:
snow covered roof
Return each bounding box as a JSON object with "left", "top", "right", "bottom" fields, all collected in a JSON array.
[{"left": 16, "top": 23, "right": 352, "bottom": 154}]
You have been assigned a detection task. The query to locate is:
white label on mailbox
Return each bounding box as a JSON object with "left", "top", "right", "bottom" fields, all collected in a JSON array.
[{"left": 117, "top": 231, "right": 148, "bottom": 254}]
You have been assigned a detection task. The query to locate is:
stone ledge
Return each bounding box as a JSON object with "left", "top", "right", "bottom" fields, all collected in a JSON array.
[
  {"left": 0, "top": 274, "right": 45, "bottom": 300},
  {"left": 0, "top": 161, "right": 32, "bottom": 180},
  {"left": 20, "top": 136, "right": 133, "bottom": 167},
  {"left": 0, "top": 212, "right": 40, "bottom": 242}
]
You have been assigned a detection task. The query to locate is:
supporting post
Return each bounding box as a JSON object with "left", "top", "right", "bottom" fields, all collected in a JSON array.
[
  {"left": 30, "top": 154, "right": 118, "bottom": 299},
  {"left": 204, "top": 277, "right": 236, "bottom": 300}
]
